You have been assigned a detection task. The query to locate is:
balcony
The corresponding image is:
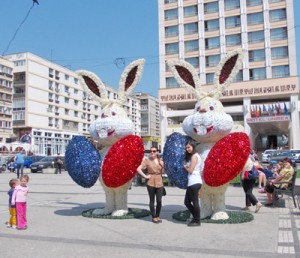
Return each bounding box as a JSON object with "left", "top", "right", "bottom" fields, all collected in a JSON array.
[
  {"left": 13, "top": 120, "right": 25, "bottom": 126},
  {"left": 0, "top": 72, "right": 13, "bottom": 78}
]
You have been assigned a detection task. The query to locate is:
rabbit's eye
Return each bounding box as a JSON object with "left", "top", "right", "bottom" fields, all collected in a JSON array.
[
  {"left": 209, "top": 106, "right": 214, "bottom": 111},
  {"left": 112, "top": 112, "right": 116, "bottom": 116}
]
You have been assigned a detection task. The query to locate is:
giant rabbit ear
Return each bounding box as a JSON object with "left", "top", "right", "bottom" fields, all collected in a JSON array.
[
  {"left": 166, "top": 59, "right": 203, "bottom": 100},
  {"left": 76, "top": 70, "right": 108, "bottom": 103},
  {"left": 118, "top": 59, "right": 145, "bottom": 104},
  {"left": 213, "top": 49, "right": 244, "bottom": 99}
]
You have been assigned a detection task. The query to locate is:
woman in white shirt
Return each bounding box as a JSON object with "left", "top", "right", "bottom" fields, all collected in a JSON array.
[{"left": 183, "top": 140, "right": 202, "bottom": 227}]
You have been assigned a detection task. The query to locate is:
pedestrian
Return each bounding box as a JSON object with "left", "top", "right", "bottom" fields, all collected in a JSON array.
[
  {"left": 137, "top": 146, "right": 165, "bottom": 223},
  {"left": 12, "top": 174, "right": 29, "bottom": 230},
  {"left": 14, "top": 149, "right": 25, "bottom": 178},
  {"left": 241, "top": 167, "right": 262, "bottom": 212},
  {"left": 55, "top": 153, "right": 63, "bottom": 174},
  {"left": 183, "top": 140, "right": 202, "bottom": 227},
  {"left": 7, "top": 178, "right": 19, "bottom": 228}
]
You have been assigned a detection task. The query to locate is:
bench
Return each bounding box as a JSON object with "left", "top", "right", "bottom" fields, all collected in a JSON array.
[{"left": 272, "top": 170, "right": 298, "bottom": 208}]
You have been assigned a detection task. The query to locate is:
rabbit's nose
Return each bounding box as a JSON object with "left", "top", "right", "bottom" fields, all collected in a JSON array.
[
  {"left": 198, "top": 109, "right": 206, "bottom": 113},
  {"left": 101, "top": 114, "right": 108, "bottom": 118}
]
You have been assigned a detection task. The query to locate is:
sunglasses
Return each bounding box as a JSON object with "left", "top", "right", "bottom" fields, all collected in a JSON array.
[{"left": 150, "top": 150, "right": 157, "bottom": 153}]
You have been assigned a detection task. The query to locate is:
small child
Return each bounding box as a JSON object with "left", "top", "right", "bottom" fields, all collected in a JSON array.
[
  {"left": 11, "top": 175, "right": 29, "bottom": 230},
  {"left": 7, "top": 178, "right": 19, "bottom": 228}
]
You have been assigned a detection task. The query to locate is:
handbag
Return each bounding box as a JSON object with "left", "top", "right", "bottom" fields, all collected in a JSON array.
[
  {"left": 244, "top": 166, "right": 259, "bottom": 180},
  {"left": 163, "top": 187, "right": 167, "bottom": 196}
]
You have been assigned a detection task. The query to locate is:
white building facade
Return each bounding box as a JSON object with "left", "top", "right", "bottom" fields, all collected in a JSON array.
[
  {"left": 3, "top": 52, "right": 141, "bottom": 156},
  {"left": 134, "top": 92, "right": 161, "bottom": 151},
  {"left": 158, "top": 0, "right": 299, "bottom": 151},
  {"left": 0, "top": 57, "right": 13, "bottom": 146}
]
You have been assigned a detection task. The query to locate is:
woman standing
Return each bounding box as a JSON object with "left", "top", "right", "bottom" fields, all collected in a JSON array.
[
  {"left": 241, "top": 167, "right": 262, "bottom": 212},
  {"left": 137, "top": 147, "right": 164, "bottom": 223},
  {"left": 183, "top": 140, "right": 202, "bottom": 227}
]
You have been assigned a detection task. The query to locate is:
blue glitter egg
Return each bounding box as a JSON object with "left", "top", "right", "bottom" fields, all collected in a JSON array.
[
  {"left": 163, "top": 132, "right": 191, "bottom": 189},
  {"left": 65, "top": 136, "right": 102, "bottom": 188}
]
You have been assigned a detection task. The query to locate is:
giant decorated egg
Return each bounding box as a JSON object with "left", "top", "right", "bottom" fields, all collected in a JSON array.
[
  {"left": 102, "top": 135, "right": 144, "bottom": 188},
  {"left": 65, "top": 136, "right": 102, "bottom": 188},
  {"left": 163, "top": 132, "right": 191, "bottom": 189},
  {"left": 203, "top": 132, "right": 250, "bottom": 187}
]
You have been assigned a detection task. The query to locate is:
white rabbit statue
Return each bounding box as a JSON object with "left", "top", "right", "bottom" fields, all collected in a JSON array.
[
  {"left": 167, "top": 49, "right": 252, "bottom": 220},
  {"left": 73, "top": 59, "right": 145, "bottom": 217}
]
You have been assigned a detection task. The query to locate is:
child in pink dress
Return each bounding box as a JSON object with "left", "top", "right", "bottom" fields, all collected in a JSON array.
[{"left": 12, "top": 175, "right": 29, "bottom": 230}]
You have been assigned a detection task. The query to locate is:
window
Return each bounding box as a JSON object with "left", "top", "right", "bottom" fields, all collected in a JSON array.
[
  {"left": 165, "top": 25, "right": 179, "bottom": 37},
  {"left": 248, "top": 30, "right": 264, "bottom": 44},
  {"left": 272, "top": 65, "right": 289, "bottom": 78},
  {"left": 74, "top": 111, "right": 78, "bottom": 117},
  {"left": 165, "top": 9, "right": 178, "bottom": 20},
  {"left": 184, "top": 5, "right": 197, "bottom": 18},
  {"left": 74, "top": 100, "right": 78, "bottom": 106},
  {"left": 232, "top": 70, "right": 243, "bottom": 82},
  {"left": 206, "top": 73, "right": 214, "bottom": 85},
  {"left": 249, "top": 67, "right": 266, "bottom": 80},
  {"left": 206, "top": 55, "right": 220, "bottom": 67},
  {"left": 64, "top": 97, "right": 69, "bottom": 103},
  {"left": 205, "top": 37, "right": 220, "bottom": 49},
  {"left": 184, "top": 23, "right": 198, "bottom": 35},
  {"left": 224, "top": 0, "right": 240, "bottom": 11},
  {"left": 269, "top": 0, "right": 284, "bottom": 3},
  {"left": 65, "top": 109, "right": 69, "bottom": 115},
  {"left": 185, "top": 57, "right": 199, "bottom": 68},
  {"left": 249, "top": 49, "right": 265, "bottom": 62},
  {"left": 204, "top": 1, "right": 219, "bottom": 14},
  {"left": 204, "top": 19, "right": 219, "bottom": 32},
  {"left": 225, "top": 16, "right": 241, "bottom": 29},
  {"left": 65, "top": 74, "right": 69, "bottom": 80},
  {"left": 270, "top": 27, "right": 287, "bottom": 41},
  {"left": 271, "top": 46, "right": 288, "bottom": 59},
  {"left": 247, "top": 12, "right": 264, "bottom": 25},
  {"left": 165, "top": 0, "right": 177, "bottom": 3},
  {"left": 269, "top": 9, "right": 286, "bottom": 22},
  {"left": 165, "top": 43, "right": 179, "bottom": 55},
  {"left": 74, "top": 89, "right": 78, "bottom": 94},
  {"left": 185, "top": 40, "right": 199, "bottom": 52},
  {"left": 226, "top": 34, "right": 241, "bottom": 46},
  {"left": 166, "top": 77, "right": 179, "bottom": 88},
  {"left": 246, "top": 0, "right": 262, "bottom": 7}
]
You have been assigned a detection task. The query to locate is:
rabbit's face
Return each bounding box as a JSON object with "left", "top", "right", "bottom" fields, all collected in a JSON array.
[
  {"left": 89, "top": 105, "right": 134, "bottom": 146},
  {"left": 182, "top": 97, "right": 233, "bottom": 143}
]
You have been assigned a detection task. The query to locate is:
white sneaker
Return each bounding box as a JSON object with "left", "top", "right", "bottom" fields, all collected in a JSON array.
[
  {"left": 6, "top": 224, "right": 11, "bottom": 228},
  {"left": 11, "top": 225, "right": 17, "bottom": 229}
]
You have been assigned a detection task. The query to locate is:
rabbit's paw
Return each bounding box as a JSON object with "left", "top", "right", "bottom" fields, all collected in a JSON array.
[
  {"left": 112, "top": 209, "right": 128, "bottom": 217},
  {"left": 210, "top": 211, "right": 229, "bottom": 220},
  {"left": 92, "top": 208, "right": 113, "bottom": 216}
]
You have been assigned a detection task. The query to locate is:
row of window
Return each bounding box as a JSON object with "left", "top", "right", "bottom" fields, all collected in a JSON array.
[
  {"left": 48, "top": 68, "right": 79, "bottom": 84},
  {"left": 166, "top": 9, "right": 286, "bottom": 37},
  {"left": 166, "top": 65, "right": 290, "bottom": 87},
  {"left": 165, "top": 0, "right": 285, "bottom": 18},
  {"left": 165, "top": 27, "right": 287, "bottom": 54}
]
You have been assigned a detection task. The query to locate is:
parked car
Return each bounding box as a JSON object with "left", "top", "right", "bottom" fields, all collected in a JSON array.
[
  {"left": 261, "top": 149, "right": 276, "bottom": 163},
  {"left": 30, "top": 156, "right": 65, "bottom": 173},
  {"left": 290, "top": 149, "right": 300, "bottom": 163},
  {"left": 268, "top": 150, "right": 297, "bottom": 168},
  {"left": 8, "top": 155, "right": 46, "bottom": 171}
]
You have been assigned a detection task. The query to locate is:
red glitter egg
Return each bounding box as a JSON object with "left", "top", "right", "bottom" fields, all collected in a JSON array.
[
  {"left": 203, "top": 132, "right": 250, "bottom": 187},
  {"left": 102, "top": 135, "right": 144, "bottom": 188}
]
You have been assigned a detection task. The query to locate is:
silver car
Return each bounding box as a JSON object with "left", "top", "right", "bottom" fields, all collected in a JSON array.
[{"left": 261, "top": 149, "right": 276, "bottom": 163}]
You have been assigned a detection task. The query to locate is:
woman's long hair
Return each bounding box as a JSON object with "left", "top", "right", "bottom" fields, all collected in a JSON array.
[{"left": 184, "top": 140, "right": 197, "bottom": 163}]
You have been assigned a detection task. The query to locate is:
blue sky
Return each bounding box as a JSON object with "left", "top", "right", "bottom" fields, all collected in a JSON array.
[{"left": 1, "top": 0, "right": 299, "bottom": 97}]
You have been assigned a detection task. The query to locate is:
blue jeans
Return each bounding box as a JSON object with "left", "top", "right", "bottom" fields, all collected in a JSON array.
[{"left": 16, "top": 163, "right": 24, "bottom": 178}]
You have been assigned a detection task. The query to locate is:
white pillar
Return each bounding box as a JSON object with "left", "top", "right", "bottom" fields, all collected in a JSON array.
[
  {"left": 290, "top": 94, "right": 300, "bottom": 148},
  {"left": 160, "top": 104, "right": 168, "bottom": 150},
  {"left": 243, "top": 98, "right": 255, "bottom": 148}
]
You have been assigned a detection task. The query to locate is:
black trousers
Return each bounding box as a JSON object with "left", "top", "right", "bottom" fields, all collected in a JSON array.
[
  {"left": 184, "top": 183, "right": 201, "bottom": 223},
  {"left": 147, "top": 185, "right": 163, "bottom": 218},
  {"left": 242, "top": 179, "right": 259, "bottom": 207}
]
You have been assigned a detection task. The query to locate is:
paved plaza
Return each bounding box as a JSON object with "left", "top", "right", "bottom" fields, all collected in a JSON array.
[{"left": 0, "top": 170, "right": 300, "bottom": 258}]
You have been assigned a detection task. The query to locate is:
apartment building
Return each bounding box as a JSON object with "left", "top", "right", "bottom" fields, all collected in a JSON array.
[
  {"left": 0, "top": 57, "right": 13, "bottom": 145},
  {"left": 158, "top": 0, "right": 299, "bottom": 150},
  {"left": 3, "top": 52, "right": 141, "bottom": 156},
  {"left": 134, "top": 92, "right": 161, "bottom": 151}
]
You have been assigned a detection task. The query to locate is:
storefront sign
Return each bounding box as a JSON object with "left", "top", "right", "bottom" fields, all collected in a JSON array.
[{"left": 247, "top": 115, "right": 290, "bottom": 123}]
